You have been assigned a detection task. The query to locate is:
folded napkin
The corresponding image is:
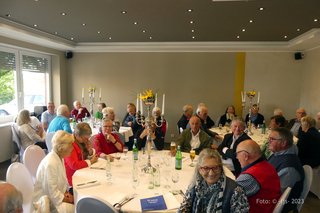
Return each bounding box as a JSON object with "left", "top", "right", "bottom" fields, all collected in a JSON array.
[{"left": 76, "top": 180, "right": 100, "bottom": 189}]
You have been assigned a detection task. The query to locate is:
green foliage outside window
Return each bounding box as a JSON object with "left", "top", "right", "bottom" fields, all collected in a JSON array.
[{"left": 0, "top": 69, "right": 14, "bottom": 105}]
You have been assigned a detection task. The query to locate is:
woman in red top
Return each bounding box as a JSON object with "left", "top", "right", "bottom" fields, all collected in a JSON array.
[
  {"left": 93, "top": 118, "right": 124, "bottom": 158},
  {"left": 64, "top": 123, "right": 98, "bottom": 187}
]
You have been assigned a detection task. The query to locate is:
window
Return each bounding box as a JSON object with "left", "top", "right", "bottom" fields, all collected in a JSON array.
[{"left": 0, "top": 46, "right": 51, "bottom": 122}]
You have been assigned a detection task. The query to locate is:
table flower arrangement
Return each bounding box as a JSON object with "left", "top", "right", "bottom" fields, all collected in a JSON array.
[
  {"left": 140, "top": 89, "right": 155, "bottom": 105},
  {"left": 246, "top": 90, "right": 256, "bottom": 98}
]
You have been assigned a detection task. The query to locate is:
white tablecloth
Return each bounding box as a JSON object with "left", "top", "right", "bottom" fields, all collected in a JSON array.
[
  {"left": 119, "top": 126, "right": 133, "bottom": 142},
  {"left": 73, "top": 150, "right": 234, "bottom": 212}
]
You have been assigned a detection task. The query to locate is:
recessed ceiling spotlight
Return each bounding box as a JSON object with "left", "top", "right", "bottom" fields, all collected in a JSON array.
[
  {"left": 297, "top": 28, "right": 300, "bottom": 32},
  {"left": 237, "top": 35, "right": 240, "bottom": 39},
  {"left": 54, "top": 32, "right": 58, "bottom": 35},
  {"left": 121, "top": 11, "right": 127, "bottom": 14},
  {"left": 242, "top": 28, "right": 246, "bottom": 32},
  {"left": 249, "top": 20, "right": 253, "bottom": 23},
  {"left": 187, "top": 9, "right": 193, "bottom": 12},
  {"left": 314, "top": 18, "right": 318, "bottom": 22},
  {"left": 149, "top": 36, "right": 152, "bottom": 40},
  {"left": 190, "top": 20, "right": 194, "bottom": 24},
  {"left": 33, "top": 24, "right": 38, "bottom": 27},
  {"left": 97, "top": 31, "right": 101, "bottom": 34},
  {"left": 60, "top": 12, "right": 66, "bottom": 16},
  {"left": 134, "top": 22, "right": 138, "bottom": 25},
  {"left": 5, "top": 14, "right": 11, "bottom": 17},
  {"left": 34, "top": 0, "right": 39, "bottom": 2},
  {"left": 82, "top": 23, "right": 86, "bottom": 26},
  {"left": 70, "top": 37, "right": 74, "bottom": 40},
  {"left": 284, "top": 35, "right": 288, "bottom": 39},
  {"left": 192, "top": 36, "right": 195, "bottom": 39},
  {"left": 108, "top": 37, "right": 112, "bottom": 40},
  {"left": 191, "top": 29, "right": 195, "bottom": 33},
  {"left": 259, "top": 7, "right": 264, "bottom": 11},
  {"left": 142, "top": 30, "right": 146, "bottom": 33}
]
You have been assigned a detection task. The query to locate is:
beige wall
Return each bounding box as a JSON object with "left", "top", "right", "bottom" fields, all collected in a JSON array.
[{"left": 300, "top": 48, "right": 320, "bottom": 117}]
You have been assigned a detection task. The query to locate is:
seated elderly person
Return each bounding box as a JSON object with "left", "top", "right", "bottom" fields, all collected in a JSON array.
[
  {"left": 218, "top": 119, "right": 250, "bottom": 176},
  {"left": 33, "top": 130, "right": 74, "bottom": 213},
  {"left": 297, "top": 116, "right": 320, "bottom": 168},
  {"left": 245, "top": 104, "right": 265, "bottom": 127},
  {"left": 95, "top": 102, "right": 106, "bottom": 120},
  {"left": 268, "top": 127, "right": 304, "bottom": 213},
  {"left": 71, "top": 100, "right": 90, "bottom": 122},
  {"left": 16, "top": 109, "right": 46, "bottom": 150},
  {"left": 176, "top": 115, "right": 212, "bottom": 154},
  {"left": 122, "top": 103, "right": 141, "bottom": 149},
  {"left": 177, "top": 104, "right": 193, "bottom": 132},
  {"left": 236, "top": 140, "right": 281, "bottom": 213},
  {"left": 0, "top": 182, "right": 23, "bottom": 213},
  {"left": 152, "top": 107, "right": 167, "bottom": 136},
  {"left": 64, "top": 123, "right": 98, "bottom": 188},
  {"left": 136, "top": 123, "right": 165, "bottom": 150},
  {"left": 47, "top": 104, "right": 72, "bottom": 134},
  {"left": 196, "top": 104, "right": 216, "bottom": 137},
  {"left": 102, "top": 107, "right": 120, "bottom": 132},
  {"left": 286, "top": 107, "right": 306, "bottom": 137},
  {"left": 269, "top": 115, "right": 286, "bottom": 129},
  {"left": 41, "top": 101, "right": 56, "bottom": 131},
  {"left": 178, "top": 149, "right": 249, "bottom": 213},
  {"left": 218, "top": 105, "right": 236, "bottom": 127},
  {"left": 93, "top": 118, "right": 124, "bottom": 158}
]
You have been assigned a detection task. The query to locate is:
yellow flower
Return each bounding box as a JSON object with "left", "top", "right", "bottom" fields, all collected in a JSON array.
[
  {"left": 246, "top": 90, "right": 256, "bottom": 97},
  {"left": 140, "top": 89, "right": 155, "bottom": 102},
  {"left": 88, "top": 86, "right": 96, "bottom": 93}
]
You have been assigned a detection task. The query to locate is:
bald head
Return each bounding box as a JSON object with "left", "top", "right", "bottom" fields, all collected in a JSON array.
[
  {"left": 236, "top": 140, "right": 262, "bottom": 168},
  {"left": 0, "top": 183, "right": 23, "bottom": 213}
]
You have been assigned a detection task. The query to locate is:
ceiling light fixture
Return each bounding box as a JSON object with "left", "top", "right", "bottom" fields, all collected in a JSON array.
[
  {"left": 237, "top": 35, "right": 240, "bottom": 39},
  {"left": 121, "top": 11, "right": 127, "bottom": 14},
  {"left": 149, "top": 36, "right": 152, "bottom": 40},
  {"left": 82, "top": 23, "right": 86, "bottom": 26},
  {"left": 33, "top": 24, "right": 38, "bottom": 27},
  {"left": 297, "top": 28, "right": 300, "bottom": 31},
  {"left": 242, "top": 28, "right": 246, "bottom": 32},
  {"left": 108, "top": 37, "right": 112, "bottom": 40},
  {"left": 191, "top": 29, "right": 195, "bottom": 33},
  {"left": 192, "top": 36, "right": 195, "bottom": 39},
  {"left": 142, "top": 30, "right": 146, "bottom": 33},
  {"left": 314, "top": 18, "right": 318, "bottom": 22},
  {"left": 134, "top": 22, "right": 138, "bottom": 25},
  {"left": 5, "top": 14, "right": 11, "bottom": 17},
  {"left": 60, "top": 12, "right": 66, "bottom": 16},
  {"left": 259, "top": 7, "right": 264, "bottom": 11},
  {"left": 187, "top": 9, "right": 193, "bottom": 12},
  {"left": 284, "top": 35, "right": 288, "bottom": 38},
  {"left": 70, "top": 37, "right": 74, "bottom": 40},
  {"left": 190, "top": 21, "right": 194, "bottom": 24},
  {"left": 54, "top": 32, "right": 58, "bottom": 35},
  {"left": 249, "top": 20, "right": 253, "bottom": 23},
  {"left": 97, "top": 31, "right": 101, "bottom": 34}
]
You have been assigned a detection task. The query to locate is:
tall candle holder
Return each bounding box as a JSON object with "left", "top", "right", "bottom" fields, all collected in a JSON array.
[
  {"left": 241, "top": 90, "right": 259, "bottom": 135},
  {"left": 136, "top": 89, "right": 165, "bottom": 172}
]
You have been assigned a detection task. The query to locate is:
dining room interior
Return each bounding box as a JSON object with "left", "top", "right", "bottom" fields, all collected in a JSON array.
[{"left": 1, "top": 0, "right": 320, "bottom": 212}]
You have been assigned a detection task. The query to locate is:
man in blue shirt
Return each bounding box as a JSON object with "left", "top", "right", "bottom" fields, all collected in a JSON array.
[{"left": 47, "top": 104, "right": 72, "bottom": 134}]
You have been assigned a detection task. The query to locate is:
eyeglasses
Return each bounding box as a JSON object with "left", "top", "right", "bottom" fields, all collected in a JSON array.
[
  {"left": 268, "top": 137, "right": 282, "bottom": 142},
  {"left": 103, "top": 125, "right": 113, "bottom": 128},
  {"left": 200, "top": 165, "right": 221, "bottom": 173},
  {"left": 235, "top": 150, "right": 249, "bottom": 156}
]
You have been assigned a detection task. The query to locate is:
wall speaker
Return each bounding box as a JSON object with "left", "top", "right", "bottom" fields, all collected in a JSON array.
[
  {"left": 65, "top": 51, "right": 73, "bottom": 59},
  {"left": 294, "top": 52, "right": 304, "bottom": 60}
]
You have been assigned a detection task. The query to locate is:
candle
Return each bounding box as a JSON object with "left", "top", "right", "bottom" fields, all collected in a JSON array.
[
  {"left": 155, "top": 93, "right": 158, "bottom": 108},
  {"left": 140, "top": 93, "right": 143, "bottom": 115},
  {"left": 92, "top": 89, "right": 95, "bottom": 98},
  {"left": 257, "top": 92, "right": 260, "bottom": 104},
  {"left": 241, "top": 91, "right": 244, "bottom": 102},
  {"left": 82, "top": 88, "right": 84, "bottom": 99},
  {"left": 136, "top": 94, "right": 139, "bottom": 112},
  {"left": 99, "top": 88, "right": 102, "bottom": 99},
  {"left": 244, "top": 91, "right": 246, "bottom": 102},
  {"left": 162, "top": 94, "right": 165, "bottom": 115}
]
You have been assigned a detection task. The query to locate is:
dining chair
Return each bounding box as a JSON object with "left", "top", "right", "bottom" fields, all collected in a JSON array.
[
  {"left": 295, "top": 165, "right": 313, "bottom": 212},
  {"left": 272, "top": 187, "right": 292, "bottom": 213},
  {"left": 6, "top": 162, "right": 34, "bottom": 213},
  {"left": 76, "top": 196, "right": 118, "bottom": 213},
  {"left": 23, "top": 144, "right": 46, "bottom": 184},
  {"left": 45, "top": 132, "right": 55, "bottom": 152},
  {"left": 11, "top": 123, "right": 23, "bottom": 162},
  {"left": 310, "top": 165, "right": 320, "bottom": 199}
]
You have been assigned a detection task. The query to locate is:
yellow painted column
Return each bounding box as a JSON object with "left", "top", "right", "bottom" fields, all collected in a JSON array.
[{"left": 234, "top": 53, "right": 246, "bottom": 117}]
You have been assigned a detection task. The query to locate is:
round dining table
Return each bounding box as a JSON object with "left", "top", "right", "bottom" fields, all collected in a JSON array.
[{"left": 73, "top": 150, "right": 235, "bottom": 212}]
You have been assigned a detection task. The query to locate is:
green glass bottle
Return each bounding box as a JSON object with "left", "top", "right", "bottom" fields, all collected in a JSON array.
[
  {"left": 175, "top": 145, "right": 182, "bottom": 170},
  {"left": 133, "top": 138, "right": 138, "bottom": 161}
]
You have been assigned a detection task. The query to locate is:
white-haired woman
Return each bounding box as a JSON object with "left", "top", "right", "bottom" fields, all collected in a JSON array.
[
  {"left": 178, "top": 149, "right": 249, "bottom": 213},
  {"left": 102, "top": 107, "right": 120, "bottom": 132},
  {"left": 152, "top": 106, "right": 167, "bottom": 136},
  {"left": 33, "top": 130, "right": 74, "bottom": 213},
  {"left": 16, "top": 109, "right": 46, "bottom": 150}
]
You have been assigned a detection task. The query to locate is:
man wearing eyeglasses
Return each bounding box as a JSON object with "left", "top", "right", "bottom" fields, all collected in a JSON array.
[
  {"left": 217, "top": 119, "right": 250, "bottom": 176},
  {"left": 267, "top": 127, "right": 304, "bottom": 213},
  {"left": 236, "top": 140, "right": 281, "bottom": 213}
]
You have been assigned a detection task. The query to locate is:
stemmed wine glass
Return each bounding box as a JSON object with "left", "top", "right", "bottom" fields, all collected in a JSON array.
[
  {"left": 123, "top": 146, "right": 128, "bottom": 160},
  {"left": 189, "top": 149, "right": 196, "bottom": 167}
]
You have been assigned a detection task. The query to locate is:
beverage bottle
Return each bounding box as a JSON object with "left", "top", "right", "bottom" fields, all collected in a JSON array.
[
  {"left": 147, "top": 167, "right": 154, "bottom": 189},
  {"left": 175, "top": 145, "right": 182, "bottom": 170},
  {"left": 261, "top": 120, "right": 266, "bottom": 134},
  {"left": 72, "top": 116, "right": 76, "bottom": 129},
  {"left": 105, "top": 156, "right": 112, "bottom": 184},
  {"left": 154, "top": 165, "right": 161, "bottom": 187},
  {"left": 132, "top": 138, "right": 139, "bottom": 161}
]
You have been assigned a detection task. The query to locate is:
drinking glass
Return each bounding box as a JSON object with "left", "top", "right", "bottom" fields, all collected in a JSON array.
[
  {"left": 123, "top": 146, "right": 129, "bottom": 159},
  {"left": 171, "top": 171, "right": 179, "bottom": 194},
  {"left": 170, "top": 142, "right": 177, "bottom": 157},
  {"left": 115, "top": 152, "right": 121, "bottom": 166},
  {"left": 189, "top": 150, "right": 196, "bottom": 167}
]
